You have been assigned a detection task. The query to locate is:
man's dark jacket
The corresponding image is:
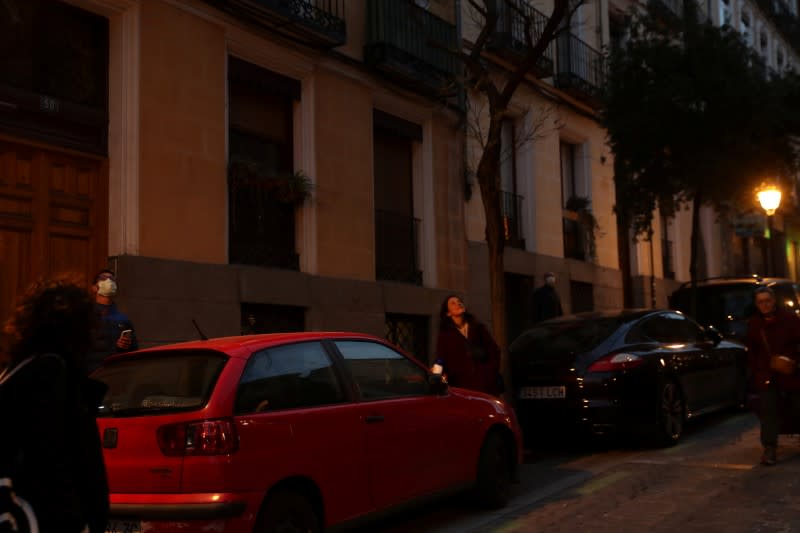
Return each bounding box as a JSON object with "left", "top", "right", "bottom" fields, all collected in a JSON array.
[
  {"left": 88, "top": 303, "right": 137, "bottom": 373},
  {"left": 746, "top": 310, "right": 800, "bottom": 392},
  {"left": 531, "top": 284, "right": 563, "bottom": 323}
]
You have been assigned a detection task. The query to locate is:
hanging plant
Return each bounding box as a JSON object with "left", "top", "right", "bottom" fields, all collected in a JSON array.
[
  {"left": 227, "top": 159, "right": 313, "bottom": 206},
  {"left": 566, "top": 196, "right": 601, "bottom": 262}
]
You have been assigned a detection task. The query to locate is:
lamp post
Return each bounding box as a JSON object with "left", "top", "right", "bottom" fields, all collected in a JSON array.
[{"left": 757, "top": 185, "right": 782, "bottom": 276}]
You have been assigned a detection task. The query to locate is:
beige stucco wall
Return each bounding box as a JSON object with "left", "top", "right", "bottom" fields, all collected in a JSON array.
[
  {"left": 313, "top": 68, "right": 375, "bottom": 280},
  {"left": 138, "top": 0, "right": 227, "bottom": 263}
]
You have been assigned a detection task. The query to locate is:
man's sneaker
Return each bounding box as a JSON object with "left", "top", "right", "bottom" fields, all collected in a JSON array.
[{"left": 761, "top": 446, "right": 777, "bottom": 466}]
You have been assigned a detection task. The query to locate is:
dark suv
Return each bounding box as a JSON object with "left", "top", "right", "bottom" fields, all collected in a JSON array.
[{"left": 669, "top": 276, "right": 800, "bottom": 342}]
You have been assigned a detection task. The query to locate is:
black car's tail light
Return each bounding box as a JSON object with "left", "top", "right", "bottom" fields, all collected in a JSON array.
[
  {"left": 157, "top": 418, "right": 239, "bottom": 456},
  {"left": 587, "top": 353, "right": 644, "bottom": 373}
]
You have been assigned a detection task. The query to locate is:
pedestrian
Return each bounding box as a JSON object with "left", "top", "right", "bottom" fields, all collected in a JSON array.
[
  {"left": 87, "top": 269, "right": 137, "bottom": 373},
  {"left": 434, "top": 295, "right": 503, "bottom": 396},
  {"left": 745, "top": 286, "right": 800, "bottom": 466},
  {"left": 0, "top": 276, "right": 110, "bottom": 533},
  {"left": 531, "top": 271, "right": 563, "bottom": 323},
  {"left": 241, "top": 313, "right": 259, "bottom": 335}
]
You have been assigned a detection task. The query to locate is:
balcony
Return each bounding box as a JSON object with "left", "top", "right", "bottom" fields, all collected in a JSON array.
[
  {"left": 489, "top": 0, "right": 555, "bottom": 77},
  {"left": 555, "top": 33, "right": 606, "bottom": 105},
  {"left": 205, "top": 0, "right": 346, "bottom": 47},
  {"left": 501, "top": 191, "right": 525, "bottom": 249},
  {"left": 365, "top": 0, "right": 459, "bottom": 94},
  {"left": 375, "top": 210, "right": 422, "bottom": 285},
  {"left": 755, "top": 0, "right": 800, "bottom": 52}
]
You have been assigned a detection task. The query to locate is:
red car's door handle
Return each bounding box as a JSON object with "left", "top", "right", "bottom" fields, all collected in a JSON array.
[{"left": 365, "top": 415, "right": 385, "bottom": 424}]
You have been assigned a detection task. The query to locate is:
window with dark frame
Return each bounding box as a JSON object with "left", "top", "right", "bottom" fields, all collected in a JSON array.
[
  {"left": 661, "top": 215, "right": 675, "bottom": 280},
  {"left": 0, "top": 0, "right": 109, "bottom": 154},
  {"left": 500, "top": 119, "right": 524, "bottom": 248},
  {"left": 228, "top": 57, "right": 300, "bottom": 270},
  {"left": 240, "top": 303, "right": 305, "bottom": 335},
  {"left": 374, "top": 111, "right": 422, "bottom": 285},
  {"left": 385, "top": 313, "right": 430, "bottom": 364},
  {"left": 561, "top": 141, "right": 585, "bottom": 260}
]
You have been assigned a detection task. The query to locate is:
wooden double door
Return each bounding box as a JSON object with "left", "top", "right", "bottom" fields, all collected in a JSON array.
[{"left": 0, "top": 137, "right": 108, "bottom": 325}]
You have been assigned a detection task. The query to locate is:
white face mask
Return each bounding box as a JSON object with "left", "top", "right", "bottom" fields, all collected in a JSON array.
[
  {"left": 545, "top": 276, "right": 556, "bottom": 286},
  {"left": 97, "top": 278, "right": 117, "bottom": 297}
]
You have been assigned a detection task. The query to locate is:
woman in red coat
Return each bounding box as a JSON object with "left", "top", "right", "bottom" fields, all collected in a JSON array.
[
  {"left": 434, "top": 295, "right": 502, "bottom": 396},
  {"left": 746, "top": 286, "right": 800, "bottom": 466}
]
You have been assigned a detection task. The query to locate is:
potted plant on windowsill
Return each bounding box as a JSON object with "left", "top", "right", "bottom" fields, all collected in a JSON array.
[{"left": 228, "top": 159, "right": 313, "bottom": 206}]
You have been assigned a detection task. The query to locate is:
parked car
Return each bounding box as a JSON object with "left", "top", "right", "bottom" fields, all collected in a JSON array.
[
  {"left": 669, "top": 276, "right": 800, "bottom": 341},
  {"left": 93, "top": 332, "right": 522, "bottom": 533},
  {"left": 509, "top": 310, "right": 748, "bottom": 446}
]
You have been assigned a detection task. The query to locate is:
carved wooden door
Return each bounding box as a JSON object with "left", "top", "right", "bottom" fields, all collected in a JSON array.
[{"left": 0, "top": 138, "right": 107, "bottom": 324}]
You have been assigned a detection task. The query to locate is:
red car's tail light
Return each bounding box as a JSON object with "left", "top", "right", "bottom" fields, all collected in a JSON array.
[
  {"left": 157, "top": 418, "right": 239, "bottom": 456},
  {"left": 587, "top": 353, "right": 644, "bottom": 373}
]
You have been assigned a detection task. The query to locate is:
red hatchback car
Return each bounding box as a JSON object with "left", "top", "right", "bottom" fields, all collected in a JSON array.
[{"left": 93, "top": 332, "right": 522, "bottom": 533}]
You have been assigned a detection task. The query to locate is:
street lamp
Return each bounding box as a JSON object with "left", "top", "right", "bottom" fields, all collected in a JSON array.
[{"left": 757, "top": 185, "right": 782, "bottom": 276}]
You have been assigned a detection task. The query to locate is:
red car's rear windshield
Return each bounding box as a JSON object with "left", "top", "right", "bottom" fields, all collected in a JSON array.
[{"left": 93, "top": 350, "right": 228, "bottom": 418}]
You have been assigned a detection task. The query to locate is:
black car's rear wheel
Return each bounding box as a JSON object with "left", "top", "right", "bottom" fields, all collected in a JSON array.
[
  {"left": 256, "top": 490, "right": 320, "bottom": 533},
  {"left": 655, "top": 379, "right": 685, "bottom": 446}
]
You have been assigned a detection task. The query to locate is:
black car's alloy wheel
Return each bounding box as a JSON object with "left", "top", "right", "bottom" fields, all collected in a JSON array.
[
  {"left": 657, "top": 380, "right": 684, "bottom": 446},
  {"left": 475, "top": 432, "right": 512, "bottom": 509},
  {"left": 256, "top": 490, "right": 320, "bottom": 533}
]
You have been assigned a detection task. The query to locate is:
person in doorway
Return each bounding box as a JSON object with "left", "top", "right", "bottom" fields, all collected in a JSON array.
[
  {"left": 746, "top": 286, "right": 800, "bottom": 466},
  {"left": 531, "top": 272, "right": 563, "bottom": 323},
  {"left": 434, "top": 295, "right": 503, "bottom": 396},
  {"left": 87, "top": 269, "right": 137, "bottom": 373},
  {"left": 241, "top": 313, "right": 259, "bottom": 335},
  {"left": 0, "top": 276, "right": 109, "bottom": 533}
]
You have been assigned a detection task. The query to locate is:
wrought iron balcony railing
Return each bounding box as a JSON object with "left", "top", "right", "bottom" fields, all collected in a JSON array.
[
  {"left": 490, "top": 0, "right": 555, "bottom": 77},
  {"left": 375, "top": 209, "right": 423, "bottom": 285},
  {"left": 555, "top": 33, "right": 606, "bottom": 105},
  {"left": 205, "top": 0, "right": 346, "bottom": 47},
  {"left": 501, "top": 191, "right": 525, "bottom": 249},
  {"left": 365, "top": 0, "right": 459, "bottom": 94}
]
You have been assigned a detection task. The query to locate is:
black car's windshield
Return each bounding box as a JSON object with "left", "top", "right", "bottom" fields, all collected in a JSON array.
[
  {"left": 93, "top": 350, "right": 228, "bottom": 417},
  {"left": 671, "top": 284, "right": 756, "bottom": 325},
  {"left": 510, "top": 316, "right": 627, "bottom": 358}
]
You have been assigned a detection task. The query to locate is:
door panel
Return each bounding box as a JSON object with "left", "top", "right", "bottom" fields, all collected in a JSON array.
[{"left": 0, "top": 138, "right": 106, "bottom": 321}]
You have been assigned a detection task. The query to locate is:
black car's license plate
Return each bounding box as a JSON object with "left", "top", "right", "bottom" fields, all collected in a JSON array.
[
  {"left": 518, "top": 386, "right": 566, "bottom": 399},
  {"left": 105, "top": 520, "right": 141, "bottom": 533}
]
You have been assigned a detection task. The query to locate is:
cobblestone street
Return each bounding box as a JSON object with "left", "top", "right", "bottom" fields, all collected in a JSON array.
[{"left": 368, "top": 412, "right": 800, "bottom": 533}]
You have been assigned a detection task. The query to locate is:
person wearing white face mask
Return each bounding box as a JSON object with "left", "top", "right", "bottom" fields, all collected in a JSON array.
[{"left": 87, "top": 269, "right": 137, "bottom": 373}]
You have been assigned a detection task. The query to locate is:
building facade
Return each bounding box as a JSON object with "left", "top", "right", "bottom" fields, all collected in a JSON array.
[{"left": 0, "top": 0, "right": 474, "bottom": 361}]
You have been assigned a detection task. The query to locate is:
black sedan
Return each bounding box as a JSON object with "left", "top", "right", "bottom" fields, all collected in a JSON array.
[{"left": 510, "top": 310, "right": 748, "bottom": 445}]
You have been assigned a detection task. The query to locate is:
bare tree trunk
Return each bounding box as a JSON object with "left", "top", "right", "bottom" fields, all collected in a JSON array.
[
  {"left": 475, "top": 112, "right": 508, "bottom": 390},
  {"left": 689, "top": 192, "right": 702, "bottom": 320}
]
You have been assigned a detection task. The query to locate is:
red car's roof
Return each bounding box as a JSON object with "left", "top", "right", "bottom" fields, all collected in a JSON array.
[{"left": 107, "top": 331, "right": 381, "bottom": 361}]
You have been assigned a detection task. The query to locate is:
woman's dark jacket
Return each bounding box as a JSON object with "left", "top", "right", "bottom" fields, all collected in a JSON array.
[
  {"left": 436, "top": 321, "right": 501, "bottom": 395},
  {"left": 0, "top": 353, "right": 109, "bottom": 533},
  {"left": 746, "top": 310, "right": 800, "bottom": 392}
]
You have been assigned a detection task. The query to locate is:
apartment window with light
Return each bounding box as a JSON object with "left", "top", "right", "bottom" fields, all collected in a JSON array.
[{"left": 500, "top": 119, "right": 524, "bottom": 248}]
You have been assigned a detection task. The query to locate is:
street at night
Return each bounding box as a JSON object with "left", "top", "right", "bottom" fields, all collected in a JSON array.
[{"left": 363, "top": 412, "right": 800, "bottom": 533}]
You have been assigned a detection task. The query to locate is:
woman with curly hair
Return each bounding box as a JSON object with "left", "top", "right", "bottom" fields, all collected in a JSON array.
[{"left": 0, "top": 276, "right": 109, "bottom": 533}]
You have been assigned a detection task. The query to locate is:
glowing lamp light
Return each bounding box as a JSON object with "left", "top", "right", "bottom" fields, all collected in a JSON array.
[{"left": 757, "top": 187, "right": 782, "bottom": 216}]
